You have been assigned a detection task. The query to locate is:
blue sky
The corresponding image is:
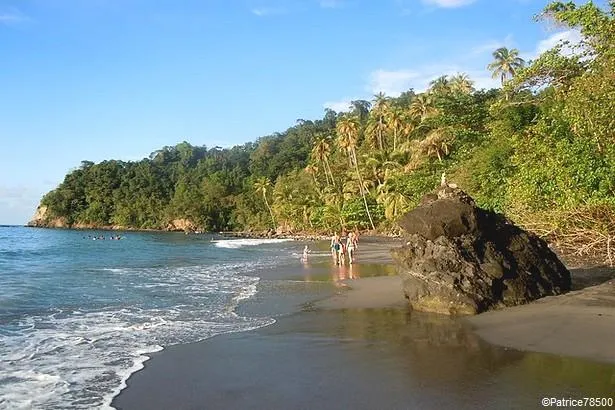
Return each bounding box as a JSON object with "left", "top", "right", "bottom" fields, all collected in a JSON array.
[{"left": 0, "top": 0, "right": 592, "bottom": 224}]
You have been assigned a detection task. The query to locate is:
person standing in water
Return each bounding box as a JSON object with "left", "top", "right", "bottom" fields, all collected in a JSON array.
[
  {"left": 346, "top": 232, "right": 358, "bottom": 264},
  {"left": 330, "top": 234, "right": 337, "bottom": 259},
  {"left": 337, "top": 233, "right": 346, "bottom": 266},
  {"left": 302, "top": 245, "right": 310, "bottom": 261},
  {"left": 331, "top": 233, "right": 342, "bottom": 265}
]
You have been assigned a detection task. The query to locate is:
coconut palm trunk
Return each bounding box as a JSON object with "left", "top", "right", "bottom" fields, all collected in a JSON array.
[
  {"left": 323, "top": 157, "right": 335, "bottom": 187},
  {"left": 263, "top": 192, "right": 275, "bottom": 227},
  {"left": 351, "top": 149, "right": 375, "bottom": 230}
]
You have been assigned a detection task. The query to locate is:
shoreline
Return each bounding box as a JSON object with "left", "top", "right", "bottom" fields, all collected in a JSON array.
[
  {"left": 112, "top": 239, "right": 615, "bottom": 409},
  {"left": 321, "top": 268, "right": 615, "bottom": 365},
  {"left": 22, "top": 225, "right": 402, "bottom": 240},
  {"left": 308, "top": 243, "right": 615, "bottom": 365}
]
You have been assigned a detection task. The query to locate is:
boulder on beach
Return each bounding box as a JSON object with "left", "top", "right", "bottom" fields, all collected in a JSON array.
[{"left": 391, "top": 186, "right": 571, "bottom": 315}]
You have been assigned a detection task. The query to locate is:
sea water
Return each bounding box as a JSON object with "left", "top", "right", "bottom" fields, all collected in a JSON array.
[{"left": 0, "top": 226, "right": 298, "bottom": 409}]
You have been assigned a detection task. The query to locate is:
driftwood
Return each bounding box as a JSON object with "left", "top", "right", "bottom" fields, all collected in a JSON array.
[{"left": 514, "top": 206, "right": 615, "bottom": 267}]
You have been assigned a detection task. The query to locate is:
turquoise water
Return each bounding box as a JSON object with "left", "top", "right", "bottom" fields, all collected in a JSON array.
[{"left": 0, "top": 226, "right": 302, "bottom": 409}]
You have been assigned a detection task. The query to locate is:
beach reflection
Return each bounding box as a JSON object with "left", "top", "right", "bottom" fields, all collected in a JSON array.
[
  {"left": 298, "top": 308, "right": 615, "bottom": 403},
  {"left": 331, "top": 263, "right": 360, "bottom": 284}
]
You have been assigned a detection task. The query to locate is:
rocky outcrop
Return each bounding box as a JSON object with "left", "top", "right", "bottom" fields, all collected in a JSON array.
[
  {"left": 27, "top": 205, "right": 68, "bottom": 228},
  {"left": 391, "top": 186, "right": 571, "bottom": 315},
  {"left": 166, "top": 218, "right": 196, "bottom": 232}
]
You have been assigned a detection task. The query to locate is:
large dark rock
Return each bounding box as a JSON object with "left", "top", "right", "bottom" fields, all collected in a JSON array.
[{"left": 391, "top": 186, "right": 571, "bottom": 315}]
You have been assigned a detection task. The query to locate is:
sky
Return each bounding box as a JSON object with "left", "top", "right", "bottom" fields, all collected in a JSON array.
[{"left": 0, "top": 0, "right": 594, "bottom": 224}]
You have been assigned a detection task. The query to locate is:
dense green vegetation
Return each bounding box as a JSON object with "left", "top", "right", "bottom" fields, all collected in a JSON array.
[{"left": 39, "top": 1, "right": 614, "bottom": 261}]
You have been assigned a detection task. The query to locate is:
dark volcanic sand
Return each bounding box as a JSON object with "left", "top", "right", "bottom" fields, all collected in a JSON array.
[{"left": 113, "top": 238, "right": 615, "bottom": 410}]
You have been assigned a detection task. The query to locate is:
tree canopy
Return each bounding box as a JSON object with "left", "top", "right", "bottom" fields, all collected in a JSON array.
[{"left": 38, "top": 1, "right": 615, "bottom": 260}]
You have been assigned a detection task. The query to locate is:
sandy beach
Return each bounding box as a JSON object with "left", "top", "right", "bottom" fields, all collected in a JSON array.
[
  {"left": 467, "top": 278, "right": 615, "bottom": 364},
  {"left": 322, "top": 252, "right": 615, "bottom": 365},
  {"left": 113, "top": 238, "right": 615, "bottom": 410}
]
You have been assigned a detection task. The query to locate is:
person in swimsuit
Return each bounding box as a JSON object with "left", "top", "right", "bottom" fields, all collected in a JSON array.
[
  {"left": 302, "top": 245, "right": 310, "bottom": 261},
  {"left": 337, "top": 234, "right": 345, "bottom": 266},
  {"left": 346, "top": 232, "right": 357, "bottom": 264},
  {"left": 330, "top": 234, "right": 337, "bottom": 259},
  {"left": 331, "top": 233, "right": 342, "bottom": 265}
]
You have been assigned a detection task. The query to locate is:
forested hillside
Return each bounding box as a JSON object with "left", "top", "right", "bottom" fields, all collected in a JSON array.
[{"left": 34, "top": 1, "right": 614, "bottom": 261}]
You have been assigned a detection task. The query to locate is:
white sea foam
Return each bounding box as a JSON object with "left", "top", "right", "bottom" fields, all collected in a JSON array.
[
  {"left": 0, "top": 261, "right": 277, "bottom": 410},
  {"left": 213, "top": 238, "right": 293, "bottom": 249}
]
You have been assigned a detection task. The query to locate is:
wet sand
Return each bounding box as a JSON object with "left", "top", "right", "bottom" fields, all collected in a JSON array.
[
  {"left": 113, "top": 238, "right": 615, "bottom": 410},
  {"left": 467, "top": 279, "right": 615, "bottom": 364}
]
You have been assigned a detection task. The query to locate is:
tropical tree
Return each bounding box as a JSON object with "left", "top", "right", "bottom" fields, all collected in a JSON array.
[
  {"left": 366, "top": 93, "right": 390, "bottom": 151},
  {"left": 386, "top": 106, "right": 404, "bottom": 151},
  {"left": 409, "top": 93, "right": 438, "bottom": 121},
  {"left": 350, "top": 100, "right": 372, "bottom": 124},
  {"left": 487, "top": 47, "right": 526, "bottom": 85},
  {"left": 336, "top": 115, "right": 376, "bottom": 230},
  {"left": 254, "top": 177, "right": 276, "bottom": 227},
  {"left": 429, "top": 75, "right": 452, "bottom": 95},
  {"left": 311, "top": 135, "right": 336, "bottom": 186},
  {"left": 450, "top": 73, "right": 475, "bottom": 94},
  {"left": 418, "top": 127, "right": 455, "bottom": 162},
  {"left": 304, "top": 163, "right": 321, "bottom": 193}
]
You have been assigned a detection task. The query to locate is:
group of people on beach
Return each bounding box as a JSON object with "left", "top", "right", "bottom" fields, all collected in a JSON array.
[{"left": 330, "top": 231, "right": 359, "bottom": 265}]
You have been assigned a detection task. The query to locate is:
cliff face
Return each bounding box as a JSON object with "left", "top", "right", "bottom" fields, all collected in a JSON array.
[
  {"left": 27, "top": 205, "right": 68, "bottom": 228},
  {"left": 27, "top": 204, "right": 198, "bottom": 232}
]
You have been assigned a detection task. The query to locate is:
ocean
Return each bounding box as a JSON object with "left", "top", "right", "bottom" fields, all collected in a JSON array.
[{"left": 0, "top": 226, "right": 305, "bottom": 409}]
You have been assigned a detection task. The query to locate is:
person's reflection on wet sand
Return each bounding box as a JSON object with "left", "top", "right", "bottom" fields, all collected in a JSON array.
[
  {"left": 348, "top": 263, "right": 359, "bottom": 279},
  {"left": 301, "top": 255, "right": 312, "bottom": 281}
]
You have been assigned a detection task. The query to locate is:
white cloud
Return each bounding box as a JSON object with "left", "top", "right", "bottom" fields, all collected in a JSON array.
[
  {"left": 421, "top": 0, "right": 476, "bottom": 8},
  {"left": 323, "top": 99, "right": 352, "bottom": 112},
  {"left": 464, "top": 70, "right": 500, "bottom": 90},
  {"left": 471, "top": 34, "right": 515, "bottom": 56},
  {"left": 522, "top": 29, "right": 584, "bottom": 61},
  {"left": 536, "top": 29, "right": 583, "bottom": 56},
  {"left": 367, "top": 65, "right": 501, "bottom": 96},
  {"left": 368, "top": 69, "right": 423, "bottom": 96}
]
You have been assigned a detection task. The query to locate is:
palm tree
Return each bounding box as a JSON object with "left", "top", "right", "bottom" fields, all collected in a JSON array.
[
  {"left": 450, "top": 73, "right": 474, "bottom": 94},
  {"left": 322, "top": 186, "right": 345, "bottom": 230},
  {"left": 409, "top": 94, "right": 437, "bottom": 122},
  {"left": 254, "top": 177, "right": 276, "bottom": 228},
  {"left": 350, "top": 100, "right": 372, "bottom": 124},
  {"left": 377, "top": 186, "right": 410, "bottom": 221},
  {"left": 365, "top": 115, "right": 387, "bottom": 152},
  {"left": 386, "top": 106, "right": 404, "bottom": 151},
  {"left": 311, "top": 135, "right": 335, "bottom": 186},
  {"left": 399, "top": 112, "right": 417, "bottom": 145},
  {"left": 367, "top": 93, "right": 390, "bottom": 152},
  {"left": 429, "top": 75, "right": 451, "bottom": 95},
  {"left": 419, "top": 127, "right": 454, "bottom": 162},
  {"left": 363, "top": 153, "right": 386, "bottom": 187},
  {"left": 336, "top": 115, "right": 360, "bottom": 166},
  {"left": 487, "top": 47, "right": 525, "bottom": 85},
  {"left": 373, "top": 92, "right": 390, "bottom": 111},
  {"left": 376, "top": 168, "right": 410, "bottom": 220},
  {"left": 336, "top": 115, "right": 376, "bottom": 230},
  {"left": 304, "top": 163, "right": 321, "bottom": 193}
]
